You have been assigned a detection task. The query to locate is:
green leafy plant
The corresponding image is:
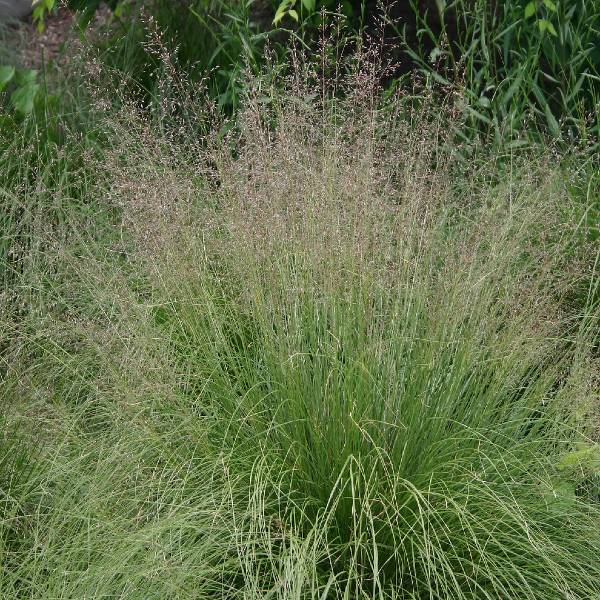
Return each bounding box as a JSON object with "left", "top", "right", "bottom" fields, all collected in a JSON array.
[
  {"left": 272, "top": 0, "right": 355, "bottom": 26},
  {"left": 0, "top": 66, "right": 40, "bottom": 114},
  {"left": 31, "top": 0, "right": 56, "bottom": 33},
  {"left": 524, "top": 0, "right": 558, "bottom": 36},
  {"left": 273, "top": 0, "right": 314, "bottom": 26}
]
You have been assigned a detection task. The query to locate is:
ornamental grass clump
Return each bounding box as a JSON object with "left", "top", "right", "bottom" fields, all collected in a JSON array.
[{"left": 1, "top": 43, "right": 599, "bottom": 599}]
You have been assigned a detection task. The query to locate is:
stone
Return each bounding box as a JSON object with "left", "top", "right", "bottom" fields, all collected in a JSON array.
[{"left": 0, "top": 0, "right": 34, "bottom": 19}]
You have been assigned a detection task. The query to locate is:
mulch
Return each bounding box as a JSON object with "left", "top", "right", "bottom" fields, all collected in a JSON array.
[{"left": 8, "top": 2, "right": 113, "bottom": 70}]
